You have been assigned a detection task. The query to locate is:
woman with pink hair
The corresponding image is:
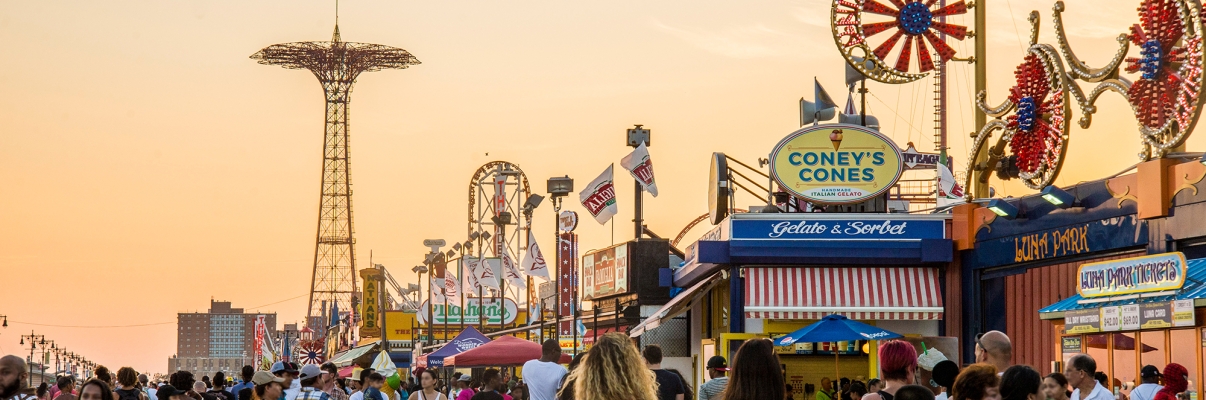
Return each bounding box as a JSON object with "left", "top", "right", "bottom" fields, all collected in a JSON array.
[{"left": 861, "top": 341, "right": 918, "bottom": 400}]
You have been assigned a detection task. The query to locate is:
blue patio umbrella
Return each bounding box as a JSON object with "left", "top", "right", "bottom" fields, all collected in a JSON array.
[{"left": 772, "top": 314, "right": 903, "bottom": 380}]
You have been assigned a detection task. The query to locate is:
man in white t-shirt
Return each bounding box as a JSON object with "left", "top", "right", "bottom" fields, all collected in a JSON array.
[
  {"left": 1131, "top": 366, "right": 1163, "bottom": 400},
  {"left": 1066, "top": 354, "right": 1113, "bottom": 400},
  {"left": 522, "top": 340, "right": 568, "bottom": 400}
]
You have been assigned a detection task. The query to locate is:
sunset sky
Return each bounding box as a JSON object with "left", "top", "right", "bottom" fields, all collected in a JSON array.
[{"left": 0, "top": 0, "right": 1188, "bottom": 374}]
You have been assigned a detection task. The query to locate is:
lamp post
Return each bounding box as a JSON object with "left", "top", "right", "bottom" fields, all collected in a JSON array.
[
  {"left": 626, "top": 125, "right": 651, "bottom": 240},
  {"left": 546, "top": 176, "right": 573, "bottom": 340},
  {"left": 411, "top": 264, "right": 429, "bottom": 346},
  {"left": 520, "top": 194, "right": 544, "bottom": 339},
  {"left": 20, "top": 331, "right": 45, "bottom": 386}
]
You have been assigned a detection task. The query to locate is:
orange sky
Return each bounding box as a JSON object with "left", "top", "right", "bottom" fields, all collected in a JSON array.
[{"left": 0, "top": 0, "right": 1195, "bottom": 374}]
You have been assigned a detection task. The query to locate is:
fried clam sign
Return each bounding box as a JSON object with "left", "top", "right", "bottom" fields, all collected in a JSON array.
[{"left": 771, "top": 124, "right": 904, "bottom": 204}]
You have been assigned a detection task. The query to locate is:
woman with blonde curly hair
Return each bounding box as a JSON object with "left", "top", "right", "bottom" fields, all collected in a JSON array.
[{"left": 560, "top": 332, "right": 657, "bottom": 400}]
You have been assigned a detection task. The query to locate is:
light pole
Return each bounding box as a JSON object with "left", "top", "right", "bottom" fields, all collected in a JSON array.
[
  {"left": 411, "top": 264, "right": 429, "bottom": 346},
  {"left": 20, "top": 331, "right": 45, "bottom": 386},
  {"left": 520, "top": 194, "right": 543, "bottom": 339},
  {"left": 546, "top": 176, "right": 573, "bottom": 340},
  {"left": 626, "top": 125, "right": 651, "bottom": 239}
]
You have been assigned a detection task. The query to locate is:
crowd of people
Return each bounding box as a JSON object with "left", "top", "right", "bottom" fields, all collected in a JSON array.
[{"left": 1, "top": 331, "right": 1197, "bottom": 400}]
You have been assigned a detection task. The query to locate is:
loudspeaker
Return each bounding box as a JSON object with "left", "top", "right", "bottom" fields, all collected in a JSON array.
[
  {"left": 845, "top": 56, "right": 875, "bottom": 88},
  {"left": 838, "top": 113, "right": 881, "bottom": 130},
  {"left": 800, "top": 98, "right": 838, "bottom": 126}
]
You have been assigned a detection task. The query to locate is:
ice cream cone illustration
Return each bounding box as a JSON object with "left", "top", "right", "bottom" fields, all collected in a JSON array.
[{"left": 829, "top": 129, "right": 844, "bottom": 151}]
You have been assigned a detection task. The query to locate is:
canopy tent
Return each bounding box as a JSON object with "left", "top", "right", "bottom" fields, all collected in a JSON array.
[
  {"left": 414, "top": 326, "right": 491, "bottom": 368},
  {"left": 444, "top": 336, "right": 573, "bottom": 367},
  {"left": 330, "top": 342, "right": 380, "bottom": 367}
]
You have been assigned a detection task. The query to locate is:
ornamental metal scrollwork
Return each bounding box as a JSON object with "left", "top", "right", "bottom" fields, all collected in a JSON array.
[
  {"left": 965, "top": 11, "right": 1073, "bottom": 193},
  {"left": 831, "top": 0, "right": 972, "bottom": 84}
]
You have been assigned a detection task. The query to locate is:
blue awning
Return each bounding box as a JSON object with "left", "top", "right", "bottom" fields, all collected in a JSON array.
[{"left": 1039, "top": 258, "right": 1206, "bottom": 319}]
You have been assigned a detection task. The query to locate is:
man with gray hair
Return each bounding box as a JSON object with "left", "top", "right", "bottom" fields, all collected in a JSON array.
[
  {"left": 974, "top": 331, "right": 1013, "bottom": 375},
  {"left": 1, "top": 355, "right": 34, "bottom": 400}
]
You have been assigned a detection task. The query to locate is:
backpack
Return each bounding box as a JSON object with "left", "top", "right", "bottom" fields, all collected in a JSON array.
[{"left": 116, "top": 389, "right": 143, "bottom": 400}]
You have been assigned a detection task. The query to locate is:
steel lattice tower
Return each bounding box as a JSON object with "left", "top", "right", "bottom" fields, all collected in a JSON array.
[{"left": 252, "top": 25, "right": 420, "bottom": 326}]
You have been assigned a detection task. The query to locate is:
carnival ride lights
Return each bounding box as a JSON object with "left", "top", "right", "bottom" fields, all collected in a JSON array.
[
  {"left": 832, "top": 0, "right": 970, "bottom": 84},
  {"left": 962, "top": 0, "right": 1206, "bottom": 198},
  {"left": 986, "top": 198, "right": 1020, "bottom": 219},
  {"left": 1040, "top": 185, "right": 1076, "bottom": 208}
]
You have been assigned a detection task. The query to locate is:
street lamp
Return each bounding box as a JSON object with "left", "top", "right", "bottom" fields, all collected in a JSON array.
[
  {"left": 547, "top": 176, "right": 574, "bottom": 340},
  {"left": 411, "top": 264, "right": 429, "bottom": 346},
  {"left": 20, "top": 331, "right": 45, "bottom": 387}
]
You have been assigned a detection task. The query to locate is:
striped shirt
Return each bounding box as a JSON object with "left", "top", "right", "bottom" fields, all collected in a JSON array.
[{"left": 698, "top": 377, "right": 728, "bottom": 400}]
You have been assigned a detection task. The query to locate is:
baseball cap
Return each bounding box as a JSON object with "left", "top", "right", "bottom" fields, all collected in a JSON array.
[
  {"left": 458, "top": 375, "right": 472, "bottom": 382},
  {"left": 1141, "top": 365, "right": 1163, "bottom": 378},
  {"left": 156, "top": 385, "right": 187, "bottom": 400},
  {"left": 252, "top": 371, "right": 287, "bottom": 386},
  {"left": 706, "top": 356, "right": 728, "bottom": 371},
  {"left": 299, "top": 364, "right": 326, "bottom": 381},
  {"left": 270, "top": 361, "right": 298, "bottom": 374}
]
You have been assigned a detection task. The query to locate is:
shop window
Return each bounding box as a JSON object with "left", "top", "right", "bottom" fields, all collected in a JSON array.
[
  {"left": 1169, "top": 329, "right": 1197, "bottom": 394},
  {"left": 1086, "top": 334, "right": 1111, "bottom": 381},
  {"left": 1139, "top": 331, "right": 1167, "bottom": 388},
  {"left": 1113, "top": 333, "right": 1139, "bottom": 396}
]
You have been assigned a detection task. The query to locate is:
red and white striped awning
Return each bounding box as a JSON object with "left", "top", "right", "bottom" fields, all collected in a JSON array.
[{"left": 744, "top": 267, "right": 944, "bottom": 320}]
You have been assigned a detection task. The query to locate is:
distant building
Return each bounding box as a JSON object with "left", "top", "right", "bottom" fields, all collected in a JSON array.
[{"left": 169, "top": 300, "right": 277, "bottom": 375}]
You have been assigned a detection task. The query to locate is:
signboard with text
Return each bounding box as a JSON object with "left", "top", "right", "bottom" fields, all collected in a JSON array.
[
  {"left": 359, "top": 269, "right": 383, "bottom": 337},
  {"left": 582, "top": 243, "right": 629, "bottom": 300},
  {"left": 1077, "top": 252, "right": 1187, "bottom": 298},
  {"left": 416, "top": 298, "right": 519, "bottom": 326},
  {"left": 770, "top": 124, "right": 904, "bottom": 204},
  {"left": 730, "top": 217, "right": 945, "bottom": 241},
  {"left": 1063, "top": 301, "right": 1194, "bottom": 334}
]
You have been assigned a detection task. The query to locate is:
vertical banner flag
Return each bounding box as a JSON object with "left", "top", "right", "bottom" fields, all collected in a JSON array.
[
  {"left": 358, "top": 269, "right": 381, "bottom": 337},
  {"left": 253, "top": 316, "right": 265, "bottom": 369},
  {"left": 444, "top": 269, "right": 463, "bottom": 305},
  {"left": 579, "top": 164, "right": 618, "bottom": 224},
  {"left": 522, "top": 230, "right": 550, "bottom": 280},
  {"left": 502, "top": 247, "right": 526, "bottom": 289},
  {"left": 937, "top": 163, "right": 965, "bottom": 207},
  {"left": 479, "top": 258, "right": 502, "bottom": 290},
  {"left": 620, "top": 143, "right": 659, "bottom": 197},
  {"left": 558, "top": 232, "right": 578, "bottom": 337},
  {"left": 464, "top": 257, "right": 483, "bottom": 294}
]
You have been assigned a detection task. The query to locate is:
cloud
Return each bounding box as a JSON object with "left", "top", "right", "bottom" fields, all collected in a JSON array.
[{"left": 650, "top": 18, "right": 813, "bottom": 59}]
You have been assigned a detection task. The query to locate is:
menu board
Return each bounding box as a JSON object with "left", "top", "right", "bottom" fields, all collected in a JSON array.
[
  {"left": 1064, "top": 301, "right": 1194, "bottom": 334},
  {"left": 1065, "top": 309, "right": 1102, "bottom": 334}
]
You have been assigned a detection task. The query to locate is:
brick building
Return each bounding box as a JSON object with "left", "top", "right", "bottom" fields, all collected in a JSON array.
[{"left": 170, "top": 300, "right": 277, "bottom": 375}]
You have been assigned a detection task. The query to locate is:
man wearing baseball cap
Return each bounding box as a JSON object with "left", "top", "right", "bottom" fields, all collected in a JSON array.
[
  {"left": 698, "top": 356, "right": 729, "bottom": 400},
  {"left": 296, "top": 365, "right": 331, "bottom": 400},
  {"left": 271, "top": 362, "right": 301, "bottom": 400},
  {"left": 1131, "top": 366, "right": 1163, "bottom": 400}
]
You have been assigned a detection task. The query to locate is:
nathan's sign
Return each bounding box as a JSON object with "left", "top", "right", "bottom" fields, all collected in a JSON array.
[
  {"left": 771, "top": 124, "right": 903, "bottom": 204},
  {"left": 1077, "top": 253, "right": 1187, "bottom": 298},
  {"left": 417, "top": 298, "right": 518, "bottom": 326}
]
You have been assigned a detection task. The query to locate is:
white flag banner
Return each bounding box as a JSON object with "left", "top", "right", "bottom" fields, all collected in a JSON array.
[
  {"left": 937, "top": 162, "right": 966, "bottom": 207},
  {"left": 521, "top": 230, "right": 550, "bottom": 280},
  {"left": 620, "top": 142, "right": 659, "bottom": 197},
  {"left": 444, "top": 270, "right": 462, "bottom": 305},
  {"left": 478, "top": 258, "right": 502, "bottom": 290},
  {"left": 502, "top": 247, "right": 527, "bottom": 289},
  {"left": 579, "top": 164, "right": 618, "bottom": 224},
  {"left": 431, "top": 277, "right": 446, "bottom": 304},
  {"left": 463, "top": 257, "right": 483, "bottom": 293}
]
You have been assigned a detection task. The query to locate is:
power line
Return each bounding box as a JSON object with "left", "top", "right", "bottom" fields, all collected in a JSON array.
[{"left": 8, "top": 293, "right": 309, "bottom": 329}]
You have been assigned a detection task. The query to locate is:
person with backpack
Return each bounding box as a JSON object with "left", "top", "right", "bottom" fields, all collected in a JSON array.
[
  {"left": 116, "top": 368, "right": 150, "bottom": 400},
  {"left": 208, "top": 373, "right": 236, "bottom": 400}
]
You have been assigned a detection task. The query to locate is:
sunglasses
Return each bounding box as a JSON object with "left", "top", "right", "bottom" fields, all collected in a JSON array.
[{"left": 975, "top": 333, "right": 985, "bottom": 351}]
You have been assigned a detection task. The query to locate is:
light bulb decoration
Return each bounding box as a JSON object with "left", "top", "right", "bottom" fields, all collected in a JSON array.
[
  {"left": 965, "top": 12, "right": 1072, "bottom": 195},
  {"left": 832, "top": 0, "right": 970, "bottom": 84}
]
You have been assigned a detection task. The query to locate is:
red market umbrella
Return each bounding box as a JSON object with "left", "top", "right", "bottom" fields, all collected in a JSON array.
[
  {"left": 338, "top": 366, "right": 355, "bottom": 378},
  {"left": 1084, "top": 333, "right": 1158, "bottom": 352},
  {"left": 444, "top": 336, "right": 573, "bottom": 367}
]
